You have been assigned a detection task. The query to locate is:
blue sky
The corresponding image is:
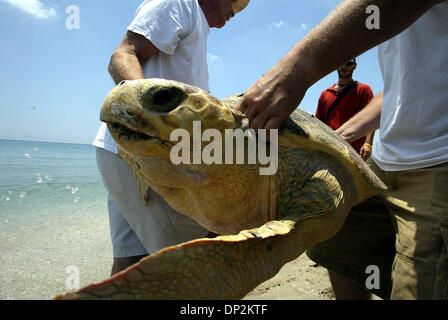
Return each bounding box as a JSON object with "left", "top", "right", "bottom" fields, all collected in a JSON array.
[{"left": 0, "top": 0, "right": 384, "bottom": 144}]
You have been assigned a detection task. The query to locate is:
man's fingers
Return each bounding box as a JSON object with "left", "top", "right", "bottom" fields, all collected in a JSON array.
[
  {"left": 359, "top": 147, "right": 371, "bottom": 161},
  {"left": 235, "top": 99, "right": 247, "bottom": 113},
  {"left": 245, "top": 105, "right": 259, "bottom": 122},
  {"left": 235, "top": 94, "right": 261, "bottom": 121},
  {"left": 244, "top": 95, "right": 268, "bottom": 121},
  {"left": 264, "top": 116, "right": 284, "bottom": 131},
  {"left": 249, "top": 112, "right": 269, "bottom": 131}
]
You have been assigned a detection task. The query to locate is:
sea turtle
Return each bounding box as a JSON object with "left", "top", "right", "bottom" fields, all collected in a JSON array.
[{"left": 56, "top": 78, "right": 386, "bottom": 300}]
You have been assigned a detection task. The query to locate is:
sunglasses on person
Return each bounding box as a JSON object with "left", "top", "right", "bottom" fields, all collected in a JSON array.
[{"left": 345, "top": 60, "right": 356, "bottom": 66}]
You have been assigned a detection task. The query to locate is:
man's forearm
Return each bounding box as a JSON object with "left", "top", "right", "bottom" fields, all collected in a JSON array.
[
  {"left": 336, "top": 90, "right": 383, "bottom": 143},
  {"left": 108, "top": 31, "right": 159, "bottom": 85},
  {"left": 108, "top": 51, "right": 145, "bottom": 85},
  {"left": 279, "top": 0, "right": 439, "bottom": 89},
  {"left": 236, "top": 0, "right": 440, "bottom": 131},
  {"left": 364, "top": 131, "right": 375, "bottom": 145}
]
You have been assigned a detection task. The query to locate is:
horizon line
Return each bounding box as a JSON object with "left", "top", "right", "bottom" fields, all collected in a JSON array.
[{"left": 0, "top": 138, "right": 91, "bottom": 146}]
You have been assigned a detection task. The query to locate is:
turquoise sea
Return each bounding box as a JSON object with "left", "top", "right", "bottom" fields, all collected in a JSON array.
[{"left": 0, "top": 139, "right": 108, "bottom": 231}]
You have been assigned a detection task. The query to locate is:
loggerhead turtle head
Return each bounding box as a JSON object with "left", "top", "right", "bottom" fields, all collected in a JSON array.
[
  {"left": 100, "top": 78, "right": 237, "bottom": 160},
  {"left": 100, "top": 79, "right": 272, "bottom": 234}
]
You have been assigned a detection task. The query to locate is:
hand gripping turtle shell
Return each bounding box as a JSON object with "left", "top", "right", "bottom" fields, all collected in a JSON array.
[{"left": 56, "top": 79, "right": 386, "bottom": 300}]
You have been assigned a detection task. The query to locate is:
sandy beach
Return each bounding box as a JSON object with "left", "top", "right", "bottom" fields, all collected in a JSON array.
[
  {"left": 0, "top": 208, "right": 340, "bottom": 300},
  {"left": 0, "top": 210, "right": 112, "bottom": 300}
]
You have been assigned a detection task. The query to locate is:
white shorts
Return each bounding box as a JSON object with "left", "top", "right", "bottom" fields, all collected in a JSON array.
[{"left": 96, "top": 148, "right": 209, "bottom": 257}]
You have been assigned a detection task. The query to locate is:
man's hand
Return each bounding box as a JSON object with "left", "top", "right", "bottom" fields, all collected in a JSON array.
[
  {"left": 335, "top": 125, "right": 358, "bottom": 143},
  {"left": 359, "top": 144, "right": 372, "bottom": 161},
  {"left": 236, "top": 59, "right": 308, "bottom": 131}
]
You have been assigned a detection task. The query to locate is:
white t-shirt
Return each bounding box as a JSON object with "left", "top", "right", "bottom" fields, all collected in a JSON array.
[
  {"left": 373, "top": 1, "right": 448, "bottom": 171},
  {"left": 93, "top": 0, "right": 210, "bottom": 153}
]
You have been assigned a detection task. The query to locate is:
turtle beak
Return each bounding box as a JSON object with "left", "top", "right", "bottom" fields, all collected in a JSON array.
[
  {"left": 100, "top": 81, "right": 172, "bottom": 156},
  {"left": 100, "top": 84, "right": 147, "bottom": 134}
]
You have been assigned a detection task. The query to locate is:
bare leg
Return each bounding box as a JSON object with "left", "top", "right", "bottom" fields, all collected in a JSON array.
[
  {"left": 328, "top": 270, "right": 371, "bottom": 300},
  {"left": 111, "top": 255, "right": 148, "bottom": 276}
]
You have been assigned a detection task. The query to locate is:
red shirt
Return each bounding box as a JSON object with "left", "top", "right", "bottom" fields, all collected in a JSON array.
[{"left": 315, "top": 81, "right": 374, "bottom": 153}]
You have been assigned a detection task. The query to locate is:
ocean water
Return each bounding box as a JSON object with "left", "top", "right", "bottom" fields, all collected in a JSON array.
[{"left": 0, "top": 139, "right": 108, "bottom": 230}]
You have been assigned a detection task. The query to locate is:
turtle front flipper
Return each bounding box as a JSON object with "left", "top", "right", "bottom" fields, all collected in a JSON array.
[
  {"left": 55, "top": 162, "right": 353, "bottom": 300},
  {"left": 55, "top": 203, "right": 350, "bottom": 300},
  {"left": 54, "top": 218, "right": 301, "bottom": 300}
]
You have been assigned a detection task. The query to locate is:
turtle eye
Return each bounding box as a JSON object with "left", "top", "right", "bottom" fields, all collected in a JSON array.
[
  {"left": 140, "top": 85, "right": 187, "bottom": 113},
  {"left": 153, "top": 89, "right": 175, "bottom": 106}
]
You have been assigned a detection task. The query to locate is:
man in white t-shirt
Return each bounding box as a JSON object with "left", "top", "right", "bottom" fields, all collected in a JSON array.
[
  {"left": 235, "top": 0, "right": 447, "bottom": 299},
  {"left": 93, "top": 0, "right": 250, "bottom": 274}
]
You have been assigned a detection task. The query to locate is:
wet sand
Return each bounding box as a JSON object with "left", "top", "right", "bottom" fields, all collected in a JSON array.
[{"left": 0, "top": 210, "right": 112, "bottom": 300}]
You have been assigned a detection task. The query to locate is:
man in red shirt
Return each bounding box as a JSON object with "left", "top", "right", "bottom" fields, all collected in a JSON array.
[{"left": 315, "top": 58, "right": 375, "bottom": 160}]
